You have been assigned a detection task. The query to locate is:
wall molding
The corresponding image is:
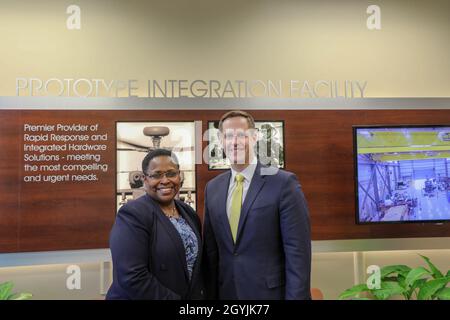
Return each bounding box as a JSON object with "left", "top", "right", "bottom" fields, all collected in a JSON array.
[
  {"left": 0, "top": 97, "right": 449, "bottom": 110},
  {"left": 1, "top": 237, "right": 449, "bottom": 268}
]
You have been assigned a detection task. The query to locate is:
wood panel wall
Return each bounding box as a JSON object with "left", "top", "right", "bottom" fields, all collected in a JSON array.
[{"left": 1, "top": 109, "right": 449, "bottom": 253}]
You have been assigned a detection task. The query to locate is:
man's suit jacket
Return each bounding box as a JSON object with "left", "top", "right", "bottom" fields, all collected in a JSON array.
[
  {"left": 106, "top": 194, "right": 204, "bottom": 300},
  {"left": 203, "top": 163, "right": 311, "bottom": 300}
]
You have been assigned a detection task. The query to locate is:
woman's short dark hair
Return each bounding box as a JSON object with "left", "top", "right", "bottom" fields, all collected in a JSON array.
[{"left": 142, "top": 148, "right": 179, "bottom": 174}]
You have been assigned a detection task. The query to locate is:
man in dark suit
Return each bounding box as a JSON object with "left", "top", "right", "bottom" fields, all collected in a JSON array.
[{"left": 203, "top": 110, "right": 311, "bottom": 300}]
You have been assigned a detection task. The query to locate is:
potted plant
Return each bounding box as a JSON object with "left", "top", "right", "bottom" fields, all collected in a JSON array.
[
  {"left": 0, "top": 281, "right": 32, "bottom": 300},
  {"left": 339, "top": 254, "right": 450, "bottom": 300}
]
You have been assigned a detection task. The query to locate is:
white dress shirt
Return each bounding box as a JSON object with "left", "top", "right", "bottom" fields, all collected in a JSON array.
[{"left": 226, "top": 158, "right": 258, "bottom": 220}]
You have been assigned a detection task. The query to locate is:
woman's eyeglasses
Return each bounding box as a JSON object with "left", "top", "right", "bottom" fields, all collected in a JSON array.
[{"left": 144, "top": 170, "right": 180, "bottom": 180}]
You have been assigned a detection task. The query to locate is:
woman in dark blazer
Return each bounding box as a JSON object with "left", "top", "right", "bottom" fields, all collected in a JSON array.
[{"left": 106, "top": 149, "right": 204, "bottom": 300}]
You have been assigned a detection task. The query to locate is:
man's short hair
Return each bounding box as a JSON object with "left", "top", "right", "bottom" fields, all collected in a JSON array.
[
  {"left": 218, "top": 110, "right": 255, "bottom": 132},
  {"left": 142, "top": 148, "right": 179, "bottom": 174}
]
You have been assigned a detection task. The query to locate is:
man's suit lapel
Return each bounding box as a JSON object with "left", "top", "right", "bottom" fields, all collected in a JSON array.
[
  {"left": 217, "top": 171, "right": 235, "bottom": 247},
  {"left": 236, "top": 163, "right": 265, "bottom": 244}
]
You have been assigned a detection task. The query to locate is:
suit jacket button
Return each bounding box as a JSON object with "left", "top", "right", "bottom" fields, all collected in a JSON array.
[{"left": 233, "top": 252, "right": 238, "bottom": 256}]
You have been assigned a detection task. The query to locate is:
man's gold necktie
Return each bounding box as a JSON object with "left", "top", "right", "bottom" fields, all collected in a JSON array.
[{"left": 229, "top": 174, "right": 244, "bottom": 242}]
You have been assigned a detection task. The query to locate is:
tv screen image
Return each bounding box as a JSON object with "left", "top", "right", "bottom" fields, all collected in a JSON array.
[{"left": 354, "top": 125, "right": 450, "bottom": 223}]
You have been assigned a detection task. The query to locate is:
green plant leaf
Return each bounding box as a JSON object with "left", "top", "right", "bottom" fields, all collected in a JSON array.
[
  {"left": 446, "top": 270, "right": 450, "bottom": 278},
  {"left": 0, "top": 282, "right": 14, "bottom": 300},
  {"left": 417, "top": 277, "right": 450, "bottom": 300},
  {"left": 405, "top": 267, "right": 431, "bottom": 287},
  {"left": 434, "top": 287, "right": 450, "bottom": 300},
  {"left": 419, "top": 255, "right": 444, "bottom": 279},
  {"left": 380, "top": 265, "right": 411, "bottom": 278},
  {"left": 397, "top": 275, "right": 408, "bottom": 299},
  {"left": 407, "top": 278, "right": 427, "bottom": 300},
  {"left": 398, "top": 275, "right": 406, "bottom": 288},
  {"left": 383, "top": 276, "right": 398, "bottom": 282},
  {"left": 371, "top": 281, "right": 405, "bottom": 300},
  {"left": 412, "top": 278, "right": 427, "bottom": 289},
  {"left": 10, "top": 293, "right": 32, "bottom": 300},
  {"left": 339, "top": 284, "right": 370, "bottom": 300}
]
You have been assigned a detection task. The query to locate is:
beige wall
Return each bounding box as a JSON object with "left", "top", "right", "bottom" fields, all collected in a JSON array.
[
  {"left": 1, "top": 0, "right": 449, "bottom": 97},
  {"left": 1, "top": 249, "right": 449, "bottom": 300},
  {"left": 0, "top": 263, "right": 107, "bottom": 300},
  {"left": 313, "top": 249, "right": 450, "bottom": 299},
  {"left": 1, "top": 0, "right": 449, "bottom": 301}
]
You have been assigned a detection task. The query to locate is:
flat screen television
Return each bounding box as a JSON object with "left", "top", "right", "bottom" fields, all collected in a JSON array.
[{"left": 353, "top": 125, "right": 450, "bottom": 224}]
